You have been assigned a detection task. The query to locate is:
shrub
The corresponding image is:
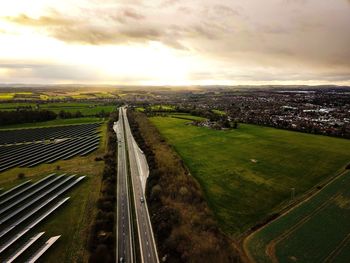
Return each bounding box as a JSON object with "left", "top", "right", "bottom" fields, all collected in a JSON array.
[{"left": 17, "top": 173, "right": 25, "bottom": 180}]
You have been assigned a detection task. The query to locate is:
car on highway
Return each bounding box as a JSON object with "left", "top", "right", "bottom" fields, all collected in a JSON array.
[{"left": 140, "top": 197, "right": 144, "bottom": 203}]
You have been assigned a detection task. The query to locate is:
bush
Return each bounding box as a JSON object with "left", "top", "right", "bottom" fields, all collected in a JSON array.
[
  {"left": 127, "top": 110, "right": 238, "bottom": 262},
  {"left": 17, "top": 173, "right": 25, "bottom": 180},
  {"left": 88, "top": 110, "right": 118, "bottom": 263},
  {"left": 89, "top": 244, "right": 112, "bottom": 263}
]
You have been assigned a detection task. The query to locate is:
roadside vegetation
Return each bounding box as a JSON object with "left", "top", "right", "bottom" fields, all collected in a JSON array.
[
  {"left": 127, "top": 110, "right": 237, "bottom": 263},
  {"left": 150, "top": 116, "right": 350, "bottom": 237},
  {"left": 88, "top": 111, "right": 118, "bottom": 263},
  {"left": 0, "top": 109, "right": 57, "bottom": 126},
  {"left": 0, "top": 117, "right": 102, "bottom": 130},
  {"left": 0, "top": 102, "right": 115, "bottom": 128},
  {"left": 245, "top": 170, "right": 350, "bottom": 262}
]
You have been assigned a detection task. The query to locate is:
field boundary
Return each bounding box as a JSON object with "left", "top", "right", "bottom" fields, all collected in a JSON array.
[
  {"left": 0, "top": 121, "right": 103, "bottom": 131},
  {"left": 242, "top": 167, "right": 350, "bottom": 263}
]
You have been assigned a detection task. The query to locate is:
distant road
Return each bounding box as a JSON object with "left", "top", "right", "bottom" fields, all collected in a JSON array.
[
  {"left": 122, "top": 107, "right": 159, "bottom": 263},
  {"left": 115, "top": 110, "right": 134, "bottom": 263}
]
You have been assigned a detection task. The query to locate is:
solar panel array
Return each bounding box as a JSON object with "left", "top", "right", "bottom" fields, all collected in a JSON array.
[
  {"left": 0, "top": 123, "right": 101, "bottom": 172},
  {"left": 0, "top": 173, "right": 84, "bottom": 262},
  {"left": 0, "top": 123, "right": 100, "bottom": 145}
]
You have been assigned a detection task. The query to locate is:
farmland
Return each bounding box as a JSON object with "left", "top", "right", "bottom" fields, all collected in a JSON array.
[
  {"left": 0, "top": 90, "right": 118, "bottom": 101},
  {"left": 150, "top": 116, "right": 350, "bottom": 236},
  {"left": 168, "top": 113, "right": 206, "bottom": 121},
  {"left": 245, "top": 170, "right": 350, "bottom": 263},
  {"left": 212, "top": 109, "right": 226, "bottom": 115},
  {"left": 0, "top": 92, "right": 33, "bottom": 100},
  {"left": 0, "top": 102, "right": 116, "bottom": 116},
  {"left": 135, "top": 104, "right": 175, "bottom": 112}
]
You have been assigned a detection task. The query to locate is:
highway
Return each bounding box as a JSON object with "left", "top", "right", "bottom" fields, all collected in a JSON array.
[
  {"left": 121, "top": 107, "right": 159, "bottom": 263},
  {"left": 115, "top": 110, "right": 134, "bottom": 263}
]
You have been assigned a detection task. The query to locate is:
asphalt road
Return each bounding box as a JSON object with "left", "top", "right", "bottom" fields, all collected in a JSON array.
[
  {"left": 115, "top": 110, "right": 134, "bottom": 263},
  {"left": 122, "top": 107, "right": 159, "bottom": 263}
]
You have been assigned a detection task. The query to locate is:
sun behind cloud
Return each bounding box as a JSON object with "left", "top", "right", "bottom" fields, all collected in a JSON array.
[{"left": 0, "top": 0, "right": 349, "bottom": 85}]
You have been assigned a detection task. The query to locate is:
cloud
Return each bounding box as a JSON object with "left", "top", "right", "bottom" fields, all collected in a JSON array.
[
  {"left": 5, "top": 13, "right": 73, "bottom": 27},
  {"left": 122, "top": 9, "right": 145, "bottom": 20},
  {"left": 1, "top": 0, "right": 350, "bottom": 84},
  {"left": 3, "top": 12, "right": 190, "bottom": 48},
  {"left": 0, "top": 62, "right": 101, "bottom": 81}
]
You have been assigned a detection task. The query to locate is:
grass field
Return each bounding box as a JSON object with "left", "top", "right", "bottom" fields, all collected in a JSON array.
[
  {"left": 0, "top": 103, "right": 36, "bottom": 109},
  {"left": 136, "top": 107, "right": 145, "bottom": 112},
  {"left": 168, "top": 114, "right": 206, "bottom": 121},
  {"left": 245, "top": 170, "right": 350, "bottom": 263},
  {"left": 212, "top": 109, "right": 226, "bottom": 115},
  {"left": 0, "top": 122, "right": 107, "bottom": 262},
  {"left": 0, "top": 117, "right": 102, "bottom": 130},
  {"left": 135, "top": 105, "right": 175, "bottom": 112},
  {"left": 151, "top": 104, "right": 175, "bottom": 111},
  {"left": 0, "top": 93, "right": 15, "bottom": 100},
  {"left": 150, "top": 116, "right": 350, "bottom": 236},
  {"left": 0, "top": 91, "right": 117, "bottom": 101},
  {"left": 0, "top": 102, "right": 116, "bottom": 116},
  {"left": 0, "top": 92, "right": 33, "bottom": 100}
]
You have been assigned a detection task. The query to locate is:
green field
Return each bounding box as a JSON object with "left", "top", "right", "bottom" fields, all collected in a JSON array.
[
  {"left": 150, "top": 116, "right": 350, "bottom": 236},
  {"left": 0, "top": 117, "right": 102, "bottom": 130},
  {"left": 0, "top": 102, "right": 35, "bottom": 109},
  {"left": 0, "top": 91, "right": 117, "bottom": 101},
  {"left": 135, "top": 105, "right": 175, "bottom": 112},
  {"left": 151, "top": 104, "right": 175, "bottom": 111},
  {"left": 212, "top": 109, "right": 226, "bottom": 115},
  {"left": 0, "top": 102, "right": 116, "bottom": 115},
  {"left": 0, "top": 92, "right": 33, "bottom": 100},
  {"left": 0, "top": 93, "right": 15, "bottom": 100},
  {"left": 245, "top": 170, "right": 350, "bottom": 263},
  {"left": 136, "top": 107, "right": 145, "bottom": 112},
  {"left": 168, "top": 114, "right": 206, "bottom": 121}
]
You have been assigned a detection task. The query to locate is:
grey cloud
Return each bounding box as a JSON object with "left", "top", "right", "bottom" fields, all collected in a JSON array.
[
  {"left": 0, "top": 62, "right": 101, "bottom": 81},
  {"left": 160, "top": 0, "right": 182, "bottom": 8},
  {"left": 2, "top": 0, "right": 350, "bottom": 84},
  {"left": 3, "top": 12, "right": 189, "bottom": 48},
  {"left": 5, "top": 13, "right": 73, "bottom": 27},
  {"left": 123, "top": 9, "right": 145, "bottom": 20}
]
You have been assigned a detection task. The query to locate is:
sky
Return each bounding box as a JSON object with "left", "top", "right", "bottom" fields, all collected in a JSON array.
[{"left": 0, "top": 0, "right": 349, "bottom": 85}]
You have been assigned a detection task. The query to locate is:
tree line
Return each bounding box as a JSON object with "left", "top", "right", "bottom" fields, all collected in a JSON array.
[
  {"left": 0, "top": 110, "right": 57, "bottom": 126},
  {"left": 0, "top": 108, "right": 111, "bottom": 127},
  {"left": 127, "top": 110, "right": 238, "bottom": 263},
  {"left": 58, "top": 109, "right": 110, "bottom": 119},
  {"left": 88, "top": 111, "right": 118, "bottom": 263}
]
